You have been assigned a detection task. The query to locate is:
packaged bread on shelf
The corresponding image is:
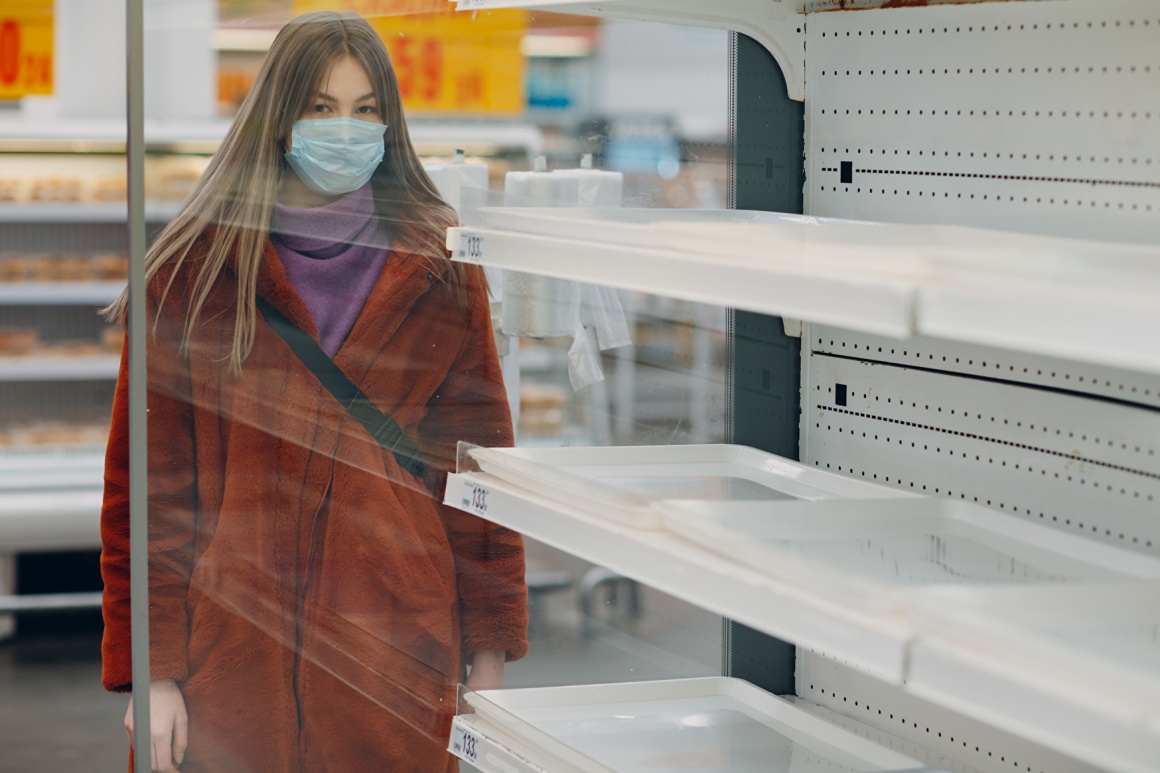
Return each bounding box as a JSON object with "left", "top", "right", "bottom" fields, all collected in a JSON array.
[
  {"left": 0, "top": 328, "right": 39, "bottom": 356},
  {"left": 0, "top": 177, "right": 25, "bottom": 203},
  {"left": 147, "top": 156, "right": 210, "bottom": 201},
  {"left": 91, "top": 176, "right": 128, "bottom": 202},
  {"left": 0, "top": 255, "right": 29, "bottom": 282},
  {"left": 58, "top": 255, "right": 96, "bottom": 282},
  {"left": 29, "top": 177, "right": 86, "bottom": 202},
  {"left": 24, "top": 422, "right": 92, "bottom": 446},
  {"left": 102, "top": 327, "right": 124, "bottom": 355},
  {"left": 93, "top": 253, "right": 129, "bottom": 281},
  {"left": 30, "top": 254, "right": 63, "bottom": 282},
  {"left": 42, "top": 340, "right": 104, "bottom": 358},
  {"left": 31, "top": 254, "right": 96, "bottom": 282}
]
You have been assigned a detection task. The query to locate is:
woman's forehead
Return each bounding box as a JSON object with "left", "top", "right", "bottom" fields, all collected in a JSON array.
[{"left": 315, "top": 54, "right": 374, "bottom": 92}]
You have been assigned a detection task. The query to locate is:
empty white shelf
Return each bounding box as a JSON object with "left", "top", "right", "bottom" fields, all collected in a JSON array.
[
  {"left": 905, "top": 583, "right": 1160, "bottom": 773},
  {"left": 0, "top": 355, "right": 120, "bottom": 382},
  {"left": 445, "top": 471, "right": 913, "bottom": 682},
  {"left": 0, "top": 203, "right": 180, "bottom": 223},
  {"left": 0, "top": 282, "right": 125, "bottom": 305},
  {"left": 447, "top": 446, "right": 1160, "bottom": 770},
  {"left": 0, "top": 489, "right": 103, "bottom": 551},
  {"left": 466, "top": 443, "right": 912, "bottom": 529},
  {"left": 657, "top": 498, "right": 1160, "bottom": 604},
  {"left": 0, "top": 450, "right": 105, "bottom": 492},
  {"left": 451, "top": 678, "right": 922, "bottom": 773},
  {"left": 448, "top": 209, "right": 917, "bottom": 338},
  {"left": 450, "top": 207, "right": 1160, "bottom": 375}
]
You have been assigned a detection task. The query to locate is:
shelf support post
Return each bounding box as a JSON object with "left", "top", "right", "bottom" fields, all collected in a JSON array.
[{"left": 724, "top": 31, "right": 806, "bottom": 697}]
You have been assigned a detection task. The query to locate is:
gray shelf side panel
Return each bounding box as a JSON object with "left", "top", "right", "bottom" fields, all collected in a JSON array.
[{"left": 724, "top": 32, "right": 806, "bottom": 698}]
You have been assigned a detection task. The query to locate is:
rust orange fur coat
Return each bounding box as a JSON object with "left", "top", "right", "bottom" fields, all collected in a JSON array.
[{"left": 100, "top": 235, "right": 527, "bottom": 772}]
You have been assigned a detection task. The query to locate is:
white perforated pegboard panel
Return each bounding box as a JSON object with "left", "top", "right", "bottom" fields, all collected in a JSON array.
[
  {"left": 804, "top": 349, "right": 1160, "bottom": 553},
  {"left": 795, "top": 1, "right": 1160, "bottom": 767},
  {"left": 809, "top": 324, "right": 1160, "bottom": 411},
  {"left": 806, "top": 0, "right": 1160, "bottom": 244},
  {"left": 798, "top": 656, "right": 1106, "bottom": 773}
]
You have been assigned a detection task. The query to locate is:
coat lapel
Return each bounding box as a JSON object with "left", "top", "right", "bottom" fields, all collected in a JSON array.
[
  {"left": 334, "top": 242, "right": 448, "bottom": 380},
  {"left": 245, "top": 235, "right": 449, "bottom": 387},
  {"left": 253, "top": 239, "right": 320, "bottom": 342}
]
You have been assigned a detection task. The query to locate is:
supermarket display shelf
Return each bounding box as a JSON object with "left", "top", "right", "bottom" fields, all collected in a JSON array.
[
  {"left": 446, "top": 470, "right": 1160, "bottom": 772},
  {"left": 448, "top": 224, "right": 916, "bottom": 339},
  {"left": 0, "top": 489, "right": 102, "bottom": 551},
  {"left": 0, "top": 450, "right": 104, "bottom": 493},
  {"left": 0, "top": 355, "right": 120, "bottom": 382},
  {"left": 444, "top": 471, "right": 913, "bottom": 681},
  {"left": 0, "top": 202, "right": 181, "bottom": 223},
  {"left": 0, "top": 282, "right": 125, "bottom": 306},
  {"left": 448, "top": 208, "right": 1160, "bottom": 375},
  {"left": 902, "top": 584, "right": 1160, "bottom": 773},
  {"left": 449, "top": 679, "right": 924, "bottom": 773},
  {"left": 450, "top": 714, "right": 554, "bottom": 773}
]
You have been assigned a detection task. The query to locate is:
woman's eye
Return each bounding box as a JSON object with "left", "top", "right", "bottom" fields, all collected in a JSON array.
[
  {"left": 356, "top": 105, "right": 378, "bottom": 114},
  {"left": 311, "top": 104, "right": 329, "bottom": 113}
]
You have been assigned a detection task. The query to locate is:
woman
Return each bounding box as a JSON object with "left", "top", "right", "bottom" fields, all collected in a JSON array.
[{"left": 100, "top": 11, "right": 527, "bottom": 772}]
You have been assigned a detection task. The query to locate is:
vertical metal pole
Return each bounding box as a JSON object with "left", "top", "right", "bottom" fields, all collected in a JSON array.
[{"left": 126, "top": 0, "right": 151, "bottom": 770}]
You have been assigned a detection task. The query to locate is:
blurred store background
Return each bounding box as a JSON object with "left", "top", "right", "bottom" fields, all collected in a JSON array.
[{"left": 0, "top": 1, "right": 728, "bottom": 769}]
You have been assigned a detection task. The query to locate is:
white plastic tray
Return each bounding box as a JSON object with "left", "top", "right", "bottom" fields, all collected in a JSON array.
[
  {"left": 466, "top": 444, "right": 911, "bottom": 528},
  {"left": 464, "top": 678, "right": 923, "bottom": 773},
  {"left": 910, "top": 583, "right": 1160, "bottom": 723},
  {"left": 657, "top": 498, "right": 1160, "bottom": 602}
]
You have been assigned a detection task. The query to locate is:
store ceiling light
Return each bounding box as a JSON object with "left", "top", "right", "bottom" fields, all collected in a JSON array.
[{"left": 520, "top": 35, "right": 593, "bottom": 58}]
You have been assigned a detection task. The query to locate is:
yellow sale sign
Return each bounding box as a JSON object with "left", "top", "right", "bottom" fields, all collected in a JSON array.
[
  {"left": 291, "top": 0, "right": 526, "bottom": 115},
  {"left": 0, "top": 0, "right": 53, "bottom": 98}
]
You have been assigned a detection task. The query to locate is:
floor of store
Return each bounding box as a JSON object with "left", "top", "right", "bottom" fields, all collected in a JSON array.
[{"left": 0, "top": 540, "right": 720, "bottom": 772}]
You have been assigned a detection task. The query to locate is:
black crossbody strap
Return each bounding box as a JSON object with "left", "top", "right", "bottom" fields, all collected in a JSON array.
[{"left": 256, "top": 296, "right": 426, "bottom": 480}]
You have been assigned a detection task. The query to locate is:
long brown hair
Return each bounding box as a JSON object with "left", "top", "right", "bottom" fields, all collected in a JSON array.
[{"left": 106, "top": 11, "right": 462, "bottom": 374}]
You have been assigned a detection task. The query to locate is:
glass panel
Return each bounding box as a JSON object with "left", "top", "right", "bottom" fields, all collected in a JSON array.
[{"left": 87, "top": 2, "right": 729, "bottom": 771}]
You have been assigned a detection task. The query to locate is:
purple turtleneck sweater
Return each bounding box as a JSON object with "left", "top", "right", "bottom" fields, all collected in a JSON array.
[{"left": 270, "top": 183, "right": 391, "bottom": 357}]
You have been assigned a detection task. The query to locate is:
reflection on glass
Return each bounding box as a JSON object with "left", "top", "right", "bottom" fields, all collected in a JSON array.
[{"left": 101, "top": 11, "right": 526, "bottom": 771}]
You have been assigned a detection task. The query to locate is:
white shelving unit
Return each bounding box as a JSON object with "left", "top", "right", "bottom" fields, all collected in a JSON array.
[
  {"left": 452, "top": 678, "right": 925, "bottom": 773},
  {"left": 445, "top": 469, "right": 1160, "bottom": 772},
  {"left": 0, "top": 489, "right": 104, "bottom": 552},
  {"left": 448, "top": 214, "right": 915, "bottom": 338},
  {"left": 0, "top": 356, "right": 121, "bottom": 383},
  {"left": 0, "top": 448, "right": 106, "bottom": 553},
  {"left": 0, "top": 283, "right": 125, "bottom": 306},
  {"left": 443, "top": 2, "right": 1160, "bottom": 772},
  {"left": 0, "top": 203, "right": 181, "bottom": 223},
  {"left": 448, "top": 208, "right": 1160, "bottom": 375},
  {"left": 445, "top": 471, "right": 913, "bottom": 681}
]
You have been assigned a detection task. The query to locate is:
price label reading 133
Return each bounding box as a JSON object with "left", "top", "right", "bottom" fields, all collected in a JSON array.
[
  {"left": 461, "top": 482, "right": 490, "bottom": 516},
  {"left": 450, "top": 724, "right": 480, "bottom": 764},
  {"left": 459, "top": 232, "right": 484, "bottom": 264}
]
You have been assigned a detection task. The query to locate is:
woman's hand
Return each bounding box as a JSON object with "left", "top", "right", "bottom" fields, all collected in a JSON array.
[
  {"left": 465, "top": 650, "right": 505, "bottom": 693},
  {"left": 125, "top": 679, "right": 188, "bottom": 772}
]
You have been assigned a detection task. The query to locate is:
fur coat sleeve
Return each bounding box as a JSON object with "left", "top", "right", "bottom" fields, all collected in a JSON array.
[{"left": 421, "top": 267, "right": 527, "bottom": 662}]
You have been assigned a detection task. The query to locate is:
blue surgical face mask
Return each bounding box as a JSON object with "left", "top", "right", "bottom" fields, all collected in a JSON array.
[{"left": 284, "top": 117, "right": 387, "bottom": 196}]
